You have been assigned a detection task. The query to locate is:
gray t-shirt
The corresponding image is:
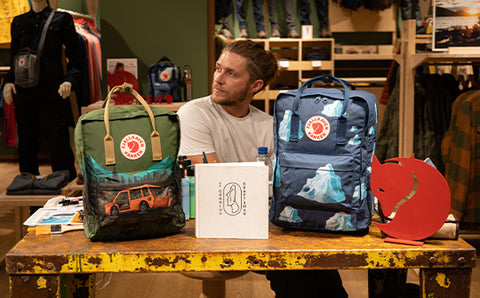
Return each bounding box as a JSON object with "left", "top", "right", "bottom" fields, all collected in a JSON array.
[{"left": 177, "top": 96, "right": 273, "bottom": 163}]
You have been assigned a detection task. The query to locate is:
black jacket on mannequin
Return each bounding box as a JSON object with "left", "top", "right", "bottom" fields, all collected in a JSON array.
[
  {"left": 3, "top": 5, "right": 82, "bottom": 180},
  {"left": 5, "top": 5, "right": 82, "bottom": 100}
]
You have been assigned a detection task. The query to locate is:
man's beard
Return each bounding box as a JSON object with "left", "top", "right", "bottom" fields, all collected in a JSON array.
[{"left": 212, "top": 84, "right": 250, "bottom": 106}]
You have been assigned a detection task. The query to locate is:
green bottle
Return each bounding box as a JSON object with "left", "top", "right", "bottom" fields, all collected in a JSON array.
[{"left": 186, "top": 166, "right": 195, "bottom": 218}]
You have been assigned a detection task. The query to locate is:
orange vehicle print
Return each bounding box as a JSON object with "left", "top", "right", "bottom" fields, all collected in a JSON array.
[{"left": 104, "top": 184, "right": 174, "bottom": 216}]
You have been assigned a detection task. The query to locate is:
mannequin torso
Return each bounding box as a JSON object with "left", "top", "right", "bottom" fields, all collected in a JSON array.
[{"left": 3, "top": 0, "right": 72, "bottom": 104}]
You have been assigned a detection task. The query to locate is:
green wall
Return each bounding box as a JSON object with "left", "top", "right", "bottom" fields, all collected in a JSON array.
[{"left": 99, "top": 0, "right": 209, "bottom": 99}]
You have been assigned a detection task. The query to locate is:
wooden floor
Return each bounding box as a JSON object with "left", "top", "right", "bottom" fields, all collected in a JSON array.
[{"left": 0, "top": 161, "right": 479, "bottom": 297}]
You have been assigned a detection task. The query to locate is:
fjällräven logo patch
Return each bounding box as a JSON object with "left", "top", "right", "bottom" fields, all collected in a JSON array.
[
  {"left": 120, "top": 134, "right": 146, "bottom": 160},
  {"left": 305, "top": 116, "right": 330, "bottom": 141},
  {"left": 160, "top": 70, "right": 171, "bottom": 82}
]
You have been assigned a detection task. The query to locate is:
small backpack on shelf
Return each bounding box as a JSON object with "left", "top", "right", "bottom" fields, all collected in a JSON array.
[{"left": 148, "top": 56, "right": 182, "bottom": 103}]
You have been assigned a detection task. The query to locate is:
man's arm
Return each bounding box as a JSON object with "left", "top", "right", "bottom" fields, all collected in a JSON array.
[
  {"left": 187, "top": 152, "right": 220, "bottom": 165},
  {"left": 177, "top": 99, "right": 219, "bottom": 163}
]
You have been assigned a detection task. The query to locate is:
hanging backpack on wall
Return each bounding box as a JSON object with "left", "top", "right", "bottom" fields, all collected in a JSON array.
[
  {"left": 148, "top": 56, "right": 182, "bottom": 103},
  {"left": 270, "top": 75, "right": 378, "bottom": 233},
  {"left": 75, "top": 83, "right": 185, "bottom": 241}
]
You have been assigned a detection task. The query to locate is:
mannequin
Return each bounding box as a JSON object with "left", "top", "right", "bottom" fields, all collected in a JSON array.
[
  {"left": 299, "top": 0, "right": 331, "bottom": 37},
  {"left": 3, "top": 0, "right": 72, "bottom": 103},
  {"left": 2, "top": 0, "right": 82, "bottom": 180}
]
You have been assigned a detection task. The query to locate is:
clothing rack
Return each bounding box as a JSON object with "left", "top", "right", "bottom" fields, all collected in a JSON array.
[{"left": 56, "top": 8, "right": 96, "bottom": 25}]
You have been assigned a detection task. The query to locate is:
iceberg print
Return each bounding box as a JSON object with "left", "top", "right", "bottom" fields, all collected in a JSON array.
[
  {"left": 348, "top": 134, "right": 361, "bottom": 145},
  {"left": 352, "top": 183, "right": 367, "bottom": 201},
  {"left": 368, "top": 126, "right": 375, "bottom": 136},
  {"left": 350, "top": 126, "right": 358, "bottom": 132},
  {"left": 279, "top": 206, "right": 303, "bottom": 223},
  {"left": 353, "top": 185, "right": 360, "bottom": 200},
  {"left": 360, "top": 183, "right": 367, "bottom": 200},
  {"left": 322, "top": 101, "right": 343, "bottom": 117},
  {"left": 297, "top": 164, "right": 346, "bottom": 203},
  {"left": 325, "top": 212, "right": 355, "bottom": 231},
  {"left": 273, "top": 154, "right": 281, "bottom": 186},
  {"left": 279, "top": 110, "right": 303, "bottom": 141}
]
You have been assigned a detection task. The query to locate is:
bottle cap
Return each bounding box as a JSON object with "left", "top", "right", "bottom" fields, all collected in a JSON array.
[{"left": 258, "top": 147, "right": 268, "bottom": 154}]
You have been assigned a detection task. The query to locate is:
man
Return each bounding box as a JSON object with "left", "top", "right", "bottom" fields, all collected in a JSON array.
[
  {"left": 177, "top": 39, "right": 347, "bottom": 297},
  {"left": 178, "top": 39, "right": 275, "bottom": 164}
]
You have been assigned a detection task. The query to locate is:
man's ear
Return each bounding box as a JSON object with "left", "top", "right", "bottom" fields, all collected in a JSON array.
[{"left": 250, "top": 79, "right": 264, "bottom": 94}]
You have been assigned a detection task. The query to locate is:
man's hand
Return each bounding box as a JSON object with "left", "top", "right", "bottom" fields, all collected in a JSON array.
[
  {"left": 3, "top": 83, "right": 16, "bottom": 104},
  {"left": 58, "top": 81, "right": 72, "bottom": 99},
  {"left": 188, "top": 152, "right": 220, "bottom": 165}
]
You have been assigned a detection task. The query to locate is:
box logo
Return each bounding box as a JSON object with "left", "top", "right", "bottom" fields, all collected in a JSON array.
[{"left": 219, "top": 182, "right": 246, "bottom": 216}]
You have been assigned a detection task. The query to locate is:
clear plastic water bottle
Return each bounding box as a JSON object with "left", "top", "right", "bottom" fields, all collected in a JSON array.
[
  {"left": 256, "top": 146, "right": 269, "bottom": 164},
  {"left": 256, "top": 147, "right": 273, "bottom": 197}
]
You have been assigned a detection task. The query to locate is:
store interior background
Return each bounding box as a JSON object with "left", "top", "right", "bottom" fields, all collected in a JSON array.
[
  {"left": 0, "top": 0, "right": 397, "bottom": 158},
  {"left": 1, "top": 1, "right": 480, "bottom": 297}
]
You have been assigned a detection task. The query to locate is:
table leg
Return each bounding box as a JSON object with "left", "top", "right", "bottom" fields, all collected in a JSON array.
[
  {"left": 9, "top": 273, "right": 95, "bottom": 297},
  {"left": 420, "top": 268, "right": 472, "bottom": 297},
  {"left": 14, "top": 207, "right": 22, "bottom": 242},
  {"left": 201, "top": 280, "right": 226, "bottom": 298}
]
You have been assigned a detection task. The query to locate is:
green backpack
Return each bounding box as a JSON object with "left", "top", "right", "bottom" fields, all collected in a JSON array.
[{"left": 75, "top": 83, "right": 185, "bottom": 241}]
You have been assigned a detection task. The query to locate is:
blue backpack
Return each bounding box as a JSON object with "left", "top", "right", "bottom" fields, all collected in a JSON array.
[
  {"left": 148, "top": 56, "right": 182, "bottom": 102},
  {"left": 270, "top": 75, "right": 378, "bottom": 233}
]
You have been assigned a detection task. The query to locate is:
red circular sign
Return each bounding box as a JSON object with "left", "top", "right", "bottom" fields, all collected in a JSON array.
[
  {"left": 120, "top": 134, "right": 146, "bottom": 160},
  {"left": 305, "top": 116, "right": 330, "bottom": 141}
]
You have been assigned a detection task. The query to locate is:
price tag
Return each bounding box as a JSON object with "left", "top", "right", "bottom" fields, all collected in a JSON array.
[
  {"left": 279, "top": 61, "right": 290, "bottom": 68},
  {"left": 312, "top": 61, "right": 322, "bottom": 68}
]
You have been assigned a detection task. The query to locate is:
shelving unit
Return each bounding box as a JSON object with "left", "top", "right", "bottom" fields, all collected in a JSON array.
[
  {"left": 395, "top": 19, "right": 480, "bottom": 157},
  {"left": 249, "top": 38, "right": 335, "bottom": 114}
]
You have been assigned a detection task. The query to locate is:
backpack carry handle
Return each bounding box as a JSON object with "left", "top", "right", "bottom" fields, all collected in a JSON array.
[
  {"left": 155, "top": 56, "right": 173, "bottom": 66},
  {"left": 290, "top": 74, "right": 354, "bottom": 144},
  {"left": 292, "top": 74, "right": 354, "bottom": 116},
  {"left": 102, "top": 83, "right": 162, "bottom": 165}
]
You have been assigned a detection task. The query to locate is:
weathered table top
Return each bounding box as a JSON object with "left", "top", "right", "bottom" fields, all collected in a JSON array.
[{"left": 6, "top": 220, "right": 476, "bottom": 275}]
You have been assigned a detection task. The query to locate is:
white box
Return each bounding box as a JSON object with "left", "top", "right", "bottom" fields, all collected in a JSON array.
[
  {"left": 195, "top": 162, "right": 269, "bottom": 239},
  {"left": 302, "top": 25, "right": 313, "bottom": 39}
]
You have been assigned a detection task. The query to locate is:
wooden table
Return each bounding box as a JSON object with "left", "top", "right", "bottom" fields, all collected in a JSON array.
[
  {"left": 0, "top": 192, "right": 52, "bottom": 242},
  {"left": 5, "top": 221, "right": 476, "bottom": 298},
  {"left": 0, "top": 178, "right": 83, "bottom": 243}
]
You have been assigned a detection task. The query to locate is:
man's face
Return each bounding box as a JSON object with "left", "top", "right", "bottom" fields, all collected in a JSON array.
[{"left": 211, "top": 51, "right": 253, "bottom": 106}]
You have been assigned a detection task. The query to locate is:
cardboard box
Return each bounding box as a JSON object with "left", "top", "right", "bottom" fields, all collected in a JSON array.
[{"left": 195, "top": 162, "right": 269, "bottom": 239}]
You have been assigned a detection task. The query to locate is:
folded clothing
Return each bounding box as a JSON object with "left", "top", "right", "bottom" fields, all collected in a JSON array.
[{"left": 6, "top": 170, "right": 71, "bottom": 195}]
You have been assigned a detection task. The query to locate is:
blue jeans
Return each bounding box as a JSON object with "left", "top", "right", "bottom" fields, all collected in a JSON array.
[
  {"left": 267, "top": 0, "right": 296, "bottom": 30},
  {"left": 299, "top": 0, "right": 329, "bottom": 29},
  {"left": 235, "top": 0, "right": 265, "bottom": 31},
  {"left": 215, "top": 0, "right": 233, "bottom": 29}
]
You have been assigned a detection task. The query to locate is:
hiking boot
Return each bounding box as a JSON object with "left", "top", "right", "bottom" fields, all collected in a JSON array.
[
  {"left": 240, "top": 28, "right": 248, "bottom": 38},
  {"left": 257, "top": 30, "right": 267, "bottom": 38},
  {"left": 320, "top": 27, "right": 332, "bottom": 38},
  {"left": 271, "top": 26, "right": 280, "bottom": 38},
  {"left": 220, "top": 28, "right": 233, "bottom": 39},
  {"left": 288, "top": 29, "right": 299, "bottom": 38}
]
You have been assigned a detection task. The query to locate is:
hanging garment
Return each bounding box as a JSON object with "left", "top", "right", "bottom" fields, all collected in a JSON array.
[
  {"left": 376, "top": 71, "right": 459, "bottom": 175},
  {"left": 441, "top": 90, "right": 480, "bottom": 227}
]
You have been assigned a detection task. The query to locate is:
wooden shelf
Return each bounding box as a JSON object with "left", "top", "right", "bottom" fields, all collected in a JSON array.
[
  {"left": 335, "top": 54, "right": 394, "bottom": 60},
  {"left": 250, "top": 38, "right": 335, "bottom": 114},
  {"left": 396, "top": 20, "right": 480, "bottom": 157}
]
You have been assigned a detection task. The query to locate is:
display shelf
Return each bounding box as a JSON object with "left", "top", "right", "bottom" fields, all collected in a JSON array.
[
  {"left": 248, "top": 38, "right": 335, "bottom": 114},
  {"left": 396, "top": 20, "right": 480, "bottom": 157},
  {"left": 335, "top": 53, "right": 394, "bottom": 60}
]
